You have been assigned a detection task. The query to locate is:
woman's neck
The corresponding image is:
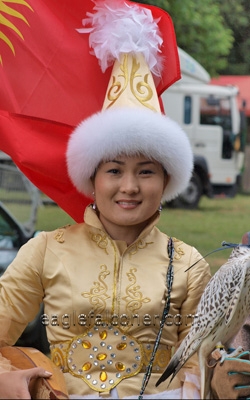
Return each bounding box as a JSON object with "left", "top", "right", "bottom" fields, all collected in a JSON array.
[{"left": 98, "top": 213, "right": 157, "bottom": 246}]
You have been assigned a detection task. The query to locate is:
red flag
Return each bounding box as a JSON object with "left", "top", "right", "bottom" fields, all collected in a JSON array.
[
  {"left": 0, "top": 0, "right": 180, "bottom": 220},
  {"left": 0, "top": 0, "right": 109, "bottom": 125},
  {"left": 0, "top": 0, "right": 180, "bottom": 125},
  {"left": 0, "top": 110, "right": 91, "bottom": 222}
]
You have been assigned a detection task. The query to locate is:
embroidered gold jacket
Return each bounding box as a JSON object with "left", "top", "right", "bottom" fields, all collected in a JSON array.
[{"left": 0, "top": 206, "right": 210, "bottom": 397}]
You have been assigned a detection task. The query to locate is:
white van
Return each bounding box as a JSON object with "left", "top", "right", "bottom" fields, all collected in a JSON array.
[{"left": 162, "top": 48, "right": 245, "bottom": 208}]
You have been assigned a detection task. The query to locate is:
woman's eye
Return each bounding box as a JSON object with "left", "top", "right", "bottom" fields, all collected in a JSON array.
[
  {"left": 140, "top": 169, "right": 154, "bottom": 175},
  {"left": 107, "top": 168, "right": 120, "bottom": 174}
]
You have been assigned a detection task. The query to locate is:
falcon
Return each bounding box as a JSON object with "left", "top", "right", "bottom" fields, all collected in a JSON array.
[{"left": 156, "top": 240, "right": 250, "bottom": 399}]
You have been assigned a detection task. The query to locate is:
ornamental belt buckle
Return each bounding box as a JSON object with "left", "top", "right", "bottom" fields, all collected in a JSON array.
[{"left": 65, "top": 325, "right": 144, "bottom": 393}]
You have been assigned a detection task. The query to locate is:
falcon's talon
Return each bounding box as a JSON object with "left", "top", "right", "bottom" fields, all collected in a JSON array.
[{"left": 220, "top": 346, "right": 244, "bottom": 363}]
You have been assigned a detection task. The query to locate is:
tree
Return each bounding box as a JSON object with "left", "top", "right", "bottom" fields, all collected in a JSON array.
[
  {"left": 133, "top": 0, "right": 234, "bottom": 76},
  {"left": 219, "top": 0, "right": 250, "bottom": 75}
]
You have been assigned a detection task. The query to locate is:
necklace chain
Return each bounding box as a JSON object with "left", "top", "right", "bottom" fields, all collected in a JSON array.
[{"left": 138, "top": 237, "right": 174, "bottom": 399}]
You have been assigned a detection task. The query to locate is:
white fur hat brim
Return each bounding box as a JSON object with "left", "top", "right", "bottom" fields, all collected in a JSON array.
[{"left": 66, "top": 107, "right": 193, "bottom": 202}]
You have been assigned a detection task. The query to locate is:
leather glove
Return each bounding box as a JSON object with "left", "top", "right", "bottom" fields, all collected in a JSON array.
[{"left": 210, "top": 350, "right": 250, "bottom": 399}]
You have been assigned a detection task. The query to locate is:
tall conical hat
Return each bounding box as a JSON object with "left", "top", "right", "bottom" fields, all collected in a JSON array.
[{"left": 66, "top": 0, "right": 193, "bottom": 202}]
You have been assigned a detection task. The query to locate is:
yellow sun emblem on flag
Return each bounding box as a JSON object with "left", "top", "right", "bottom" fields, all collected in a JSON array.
[{"left": 0, "top": 0, "right": 33, "bottom": 65}]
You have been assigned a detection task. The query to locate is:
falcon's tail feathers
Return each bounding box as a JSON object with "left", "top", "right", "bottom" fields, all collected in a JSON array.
[{"left": 155, "top": 352, "right": 184, "bottom": 387}]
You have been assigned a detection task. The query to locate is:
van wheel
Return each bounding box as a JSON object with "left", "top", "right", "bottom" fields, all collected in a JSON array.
[{"left": 167, "top": 173, "right": 202, "bottom": 209}]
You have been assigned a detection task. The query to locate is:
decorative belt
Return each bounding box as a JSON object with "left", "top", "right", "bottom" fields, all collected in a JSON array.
[{"left": 50, "top": 325, "right": 173, "bottom": 393}]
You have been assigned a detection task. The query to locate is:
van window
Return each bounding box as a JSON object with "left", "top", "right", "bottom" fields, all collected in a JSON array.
[
  {"left": 184, "top": 96, "right": 192, "bottom": 124},
  {"left": 199, "top": 95, "right": 232, "bottom": 131},
  {"left": 200, "top": 95, "right": 233, "bottom": 159}
]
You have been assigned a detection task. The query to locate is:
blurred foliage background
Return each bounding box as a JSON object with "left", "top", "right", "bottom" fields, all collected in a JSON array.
[{"left": 132, "top": 0, "right": 250, "bottom": 77}]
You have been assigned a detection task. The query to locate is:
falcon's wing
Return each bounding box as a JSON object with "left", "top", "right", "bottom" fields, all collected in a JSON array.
[{"left": 156, "top": 247, "right": 249, "bottom": 386}]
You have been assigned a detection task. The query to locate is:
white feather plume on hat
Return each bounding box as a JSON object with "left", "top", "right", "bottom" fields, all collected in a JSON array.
[
  {"left": 66, "top": 0, "right": 193, "bottom": 201},
  {"left": 77, "top": 0, "right": 163, "bottom": 77}
]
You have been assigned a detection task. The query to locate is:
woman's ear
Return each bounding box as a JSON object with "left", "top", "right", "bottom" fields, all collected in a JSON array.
[
  {"left": 90, "top": 176, "right": 96, "bottom": 199},
  {"left": 163, "top": 174, "right": 170, "bottom": 192}
]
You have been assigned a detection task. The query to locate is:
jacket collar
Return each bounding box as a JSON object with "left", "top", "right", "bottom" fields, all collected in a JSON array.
[{"left": 84, "top": 204, "right": 161, "bottom": 243}]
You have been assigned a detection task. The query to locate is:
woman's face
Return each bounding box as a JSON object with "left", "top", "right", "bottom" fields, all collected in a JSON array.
[{"left": 92, "top": 154, "right": 169, "bottom": 242}]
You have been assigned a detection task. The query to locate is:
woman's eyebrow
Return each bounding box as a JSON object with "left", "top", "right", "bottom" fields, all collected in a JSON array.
[
  {"left": 108, "top": 160, "right": 124, "bottom": 165},
  {"left": 107, "top": 160, "right": 155, "bottom": 166}
]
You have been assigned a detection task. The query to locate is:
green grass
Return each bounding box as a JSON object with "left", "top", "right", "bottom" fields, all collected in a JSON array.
[
  {"left": 36, "top": 204, "right": 75, "bottom": 231},
  {"left": 158, "top": 194, "right": 250, "bottom": 275},
  {"left": 35, "top": 194, "right": 250, "bottom": 275}
]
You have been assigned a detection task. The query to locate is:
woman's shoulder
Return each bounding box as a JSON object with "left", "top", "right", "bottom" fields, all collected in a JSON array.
[
  {"left": 153, "top": 228, "right": 201, "bottom": 259},
  {"left": 169, "top": 236, "right": 210, "bottom": 278},
  {"left": 25, "top": 222, "right": 87, "bottom": 251},
  {"left": 44, "top": 221, "right": 84, "bottom": 235}
]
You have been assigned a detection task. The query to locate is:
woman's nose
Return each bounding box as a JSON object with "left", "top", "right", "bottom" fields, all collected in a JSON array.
[{"left": 119, "top": 174, "right": 139, "bottom": 194}]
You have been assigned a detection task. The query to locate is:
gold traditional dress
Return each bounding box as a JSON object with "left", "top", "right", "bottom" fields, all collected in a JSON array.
[{"left": 0, "top": 206, "right": 210, "bottom": 398}]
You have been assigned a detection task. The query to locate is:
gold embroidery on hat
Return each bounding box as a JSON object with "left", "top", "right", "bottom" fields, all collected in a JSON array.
[
  {"left": 122, "top": 268, "right": 151, "bottom": 312},
  {"left": 106, "top": 54, "right": 128, "bottom": 108},
  {"left": 130, "top": 56, "right": 156, "bottom": 111},
  {"left": 81, "top": 264, "right": 111, "bottom": 314},
  {"left": 106, "top": 53, "right": 158, "bottom": 111}
]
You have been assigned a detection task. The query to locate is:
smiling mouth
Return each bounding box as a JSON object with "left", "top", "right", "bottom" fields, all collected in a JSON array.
[{"left": 116, "top": 200, "right": 141, "bottom": 207}]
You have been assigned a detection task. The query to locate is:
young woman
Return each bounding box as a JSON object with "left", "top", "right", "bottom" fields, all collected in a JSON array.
[
  {"left": 0, "top": 105, "right": 211, "bottom": 399},
  {"left": 0, "top": 1, "right": 211, "bottom": 398}
]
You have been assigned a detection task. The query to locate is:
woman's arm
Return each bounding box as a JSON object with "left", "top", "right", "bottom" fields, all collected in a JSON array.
[{"left": 0, "top": 233, "right": 51, "bottom": 398}]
